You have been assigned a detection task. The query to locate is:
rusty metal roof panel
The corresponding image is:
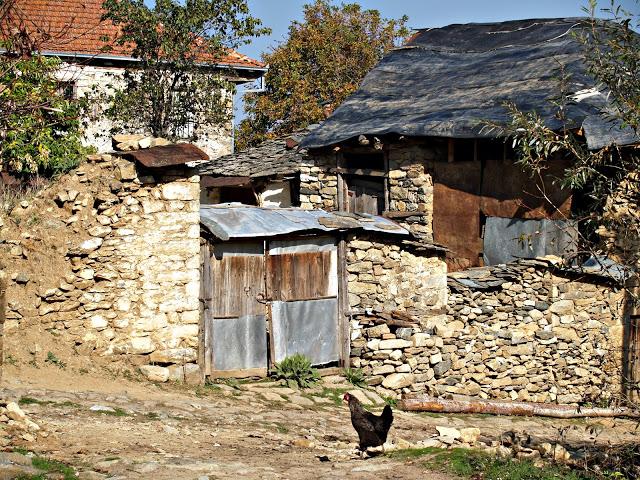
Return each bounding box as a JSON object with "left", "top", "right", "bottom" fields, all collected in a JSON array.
[
  {"left": 200, "top": 204, "right": 409, "bottom": 241},
  {"left": 124, "top": 144, "right": 209, "bottom": 168}
]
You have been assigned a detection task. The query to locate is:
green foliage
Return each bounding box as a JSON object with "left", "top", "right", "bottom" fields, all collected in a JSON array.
[
  {"left": 29, "top": 455, "right": 76, "bottom": 480},
  {"left": 495, "top": 2, "right": 640, "bottom": 281},
  {"left": 0, "top": 54, "right": 89, "bottom": 175},
  {"left": 101, "top": 0, "right": 269, "bottom": 139},
  {"left": 271, "top": 353, "right": 320, "bottom": 389},
  {"left": 343, "top": 367, "right": 366, "bottom": 387},
  {"left": 389, "top": 448, "right": 596, "bottom": 480},
  {"left": 236, "top": 0, "right": 409, "bottom": 150},
  {"left": 45, "top": 351, "right": 66, "bottom": 369}
]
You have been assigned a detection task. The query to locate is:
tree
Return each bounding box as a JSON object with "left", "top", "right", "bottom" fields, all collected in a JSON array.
[
  {"left": 496, "top": 1, "right": 640, "bottom": 275},
  {"left": 0, "top": 0, "right": 89, "bottom": 175},
  {"left": 100, "top": 0, "right": 270, "bottom": 141},
  {"left": 236, "top": 0, "right": 409, "bottom": 151}
]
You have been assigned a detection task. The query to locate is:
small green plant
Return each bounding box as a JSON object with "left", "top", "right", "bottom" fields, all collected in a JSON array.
[
  {"left": 5, "top": 354, "right": 18, "bottom": 366},
  {"left": 343, "top": 367, "right": 366, "bottom": 387},
  {"left": 389, "top": 447, "right": 596, "bottom": 480},
  {"left": 271, "top": 353, "right": 320, "bottom": 389},
  {"left": 30, "top": 455, "right": 76, "bottom": 480},
  {"left": 45, "top": 351, "right": 66, "bottom": 369}
]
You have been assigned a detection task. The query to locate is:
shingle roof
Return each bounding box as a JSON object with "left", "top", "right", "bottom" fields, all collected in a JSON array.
[
  {"left": 301, "top": 18, "right": 639, "bottom": 150},
  {"left": 196, "top": 125, "right": 318, "bottom": 178},
  {"left": 3, "top": 0, "right": 265, "bottom": 70}
]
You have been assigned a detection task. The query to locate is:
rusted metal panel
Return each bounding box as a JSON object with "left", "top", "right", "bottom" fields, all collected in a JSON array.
[
  {"left": 480, "top": 158, "right": 572, "bottom": 219},
  {"left": 432, "top": 160, "right": 482, "bottom": 271},
  {"left": 125, "top": 143, "right": 209, "bottom": 168},
  {"left": 271, "top": 298, "right": 340, "bottom": 365}
]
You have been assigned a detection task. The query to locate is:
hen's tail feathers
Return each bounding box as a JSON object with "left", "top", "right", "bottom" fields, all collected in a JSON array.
[{"left": 382, "top": 404, "right": 393, "bottom": 430}]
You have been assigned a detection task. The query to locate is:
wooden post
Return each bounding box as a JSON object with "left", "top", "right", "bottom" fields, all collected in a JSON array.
[
  {"left": 337, "top": 236, "right": 350, "bottom": 368},
  {"left": 0, "top": 270, "right": 6, "bottom": 382}
]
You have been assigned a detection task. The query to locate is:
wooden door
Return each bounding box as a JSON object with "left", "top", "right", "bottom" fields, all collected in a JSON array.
[
  {"left": 202, "top": 241, "right": 268, "bottom": 378},
  {"left": 266, "top": 236, "right": 341, "bottom": 366}
]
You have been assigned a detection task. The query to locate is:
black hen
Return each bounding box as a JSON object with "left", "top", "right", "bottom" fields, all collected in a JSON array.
[{"left": 343, "top": 392, "right": 393, "bottom": 454}]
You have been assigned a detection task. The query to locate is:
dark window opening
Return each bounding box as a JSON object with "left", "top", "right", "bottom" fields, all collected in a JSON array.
[
  {"left": 342, "top": 151, "right": 385, "bottom": 171},
  {"left": 57, "top": 81, "right": 76, "bottom": 100},
  {"left": 346, "top": 176, "right": 385, "bottom": 215},
  {"left": 219, "top": 186, "right": 257, "bottom": 205},
  {"left": 450, "top": 138, "right": 475, "bottom": 162},
  {"left": 477, "top": 139, "right": 506, "bottom": 162}
]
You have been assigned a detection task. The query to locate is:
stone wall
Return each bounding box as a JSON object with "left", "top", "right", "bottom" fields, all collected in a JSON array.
[
  {"left": 304, "top": 138, "right": 445, "bottom": 240},
  {"left": 3, "top": 153, "right": 202, "bottom": 381},
  {"left": 298, "top": 154, "right": 338, "bottom": 210},
  {"left": 351, "top": 260, "right": 627, "bottom": 404},
  {"left": 346, "top": 234, "right": 447, "bottom": 313}
]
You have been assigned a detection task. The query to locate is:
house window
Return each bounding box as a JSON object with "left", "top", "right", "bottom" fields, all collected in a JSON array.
[
  {"left": 346, "top": 176, "right": 385, "bottom": 215},
  {"left": 56, "top": 81, "right": 76, "bottom": 100}
]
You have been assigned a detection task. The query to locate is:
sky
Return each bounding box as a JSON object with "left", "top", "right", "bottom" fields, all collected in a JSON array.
[{"left": 233, "top": 0, "right": 639, "bottom": 124}]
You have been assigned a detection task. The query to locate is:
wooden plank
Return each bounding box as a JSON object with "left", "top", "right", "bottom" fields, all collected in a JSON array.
[
  {"left": 209, "top": 367, "right": 268, "bottom": 379},
  {"left": 267, "top": 251, "right": 336, "bottom": 301},
  {"left": 337, "top": 237, "right": 350, "bottom": 368},
  {"left": 199, "top": 243, "right": 209, "bottom": 377},
  {"left": 201, "top": 175, "right": 251, "bottom": 188},
  {"left": 383, "top": 211, "right": 428, "bottom": 219},
  {"left": 211, "top": 253, "right": 265, "bottom": 317}
]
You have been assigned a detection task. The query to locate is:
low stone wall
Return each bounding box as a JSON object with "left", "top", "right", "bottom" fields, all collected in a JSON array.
[
  {"left": 346, "top": 234, "right": 447, "bottom": 312},
  {"left": 4, "top": 154, "right": 202, "bottom": 380},
  {"left": 298, "top": 155, "right": 338, "bottom": 211},
  {"left": 351, "top": 260, "right": 627, "bottom": 404}
]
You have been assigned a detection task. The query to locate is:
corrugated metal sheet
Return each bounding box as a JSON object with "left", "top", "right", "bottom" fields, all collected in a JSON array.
[
  {"left": 124, "top": 143, "right": 209, "bottom": 168},
  {"left": 200, "top": 204, "right": 409, "bottom": 240},
  {"left": 300, "top": 18, "right": 639, "bottom": 151}
]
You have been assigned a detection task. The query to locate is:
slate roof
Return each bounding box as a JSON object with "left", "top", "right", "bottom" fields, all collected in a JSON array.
[
  {"left": 3, "top": 0, "right": 264, "bottom": 70},
  {"left": 301, "top": 18, "right": 639, "bottom": 151},
  {"left": 196, "top": 125, "right": 318, "bottom": 178}
]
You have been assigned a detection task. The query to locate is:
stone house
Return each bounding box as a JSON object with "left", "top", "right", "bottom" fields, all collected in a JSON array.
[
  {"left": 300, "top": 18, "right": 640, "bottom": 271},
  {"left": 3, "top": 0, "right": 266, "bottom": 156}
]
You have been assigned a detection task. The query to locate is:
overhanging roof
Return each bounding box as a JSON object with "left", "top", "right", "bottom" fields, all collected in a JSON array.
[
  {"left": 301, "top": 18, "right": 639, "bottom": 151},
  {"left": 200, "top": 204, "right": 409, "bottom": 241}
]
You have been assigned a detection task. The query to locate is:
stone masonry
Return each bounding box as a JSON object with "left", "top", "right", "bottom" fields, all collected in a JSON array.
[
  {"left": 346, "top": 234, "right": 447, "bottom": 313},
  {"left": 351, "top": 260, "right": 627, "bottom": 404},
  {"left": 4, "top": 152, "right": 202, "bottom": 381}
]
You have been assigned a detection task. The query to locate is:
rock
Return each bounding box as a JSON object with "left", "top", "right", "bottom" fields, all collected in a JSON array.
[
  {"left": 381, "top": 373, "right": 414, "bottom": 389},
  {"left": 433, "top": 360, "right": 451, "bottom": 377},
  {"left": 346, "top": 390, "right": 372, "bottom": 405},
  {"left": 459, "top": 427, "right": 481, "bottom": 444},
  {"left": 6, "top": 402, "right": 26, "bottom": 421},
  {"left": 364, "top": 324, "right": 390, "bottom": 338},
  {"left": 261, "top": 391, "right": 285, "bottom": 402},
  {"left": 90, "top": 405, "right": 116, "bottom": 413},
  {"left": 14, "top": 273, "right": 30, "bottom": 284},
  {"left": 139, "top": 365, "right": 170, "bottom": 382},
  {"left": 78, "top": 238, "right": 103, "bottom": 253},
  {"left": 289, "top": 395, "right": 315, "bottom": 407},
  {"left": 549, "top": 300, "right": 574, "bottom": 315},
  {"left": 378, "top": 339, "right": 412, "bottom": 350},
  {"left": 435, "top": 426, "right": 461, "bottom": 441}
]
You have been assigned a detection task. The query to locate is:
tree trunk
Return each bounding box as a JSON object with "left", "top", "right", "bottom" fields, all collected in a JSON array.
[{"left": 398, "top": 394, "right": 640, "bottom": 419}]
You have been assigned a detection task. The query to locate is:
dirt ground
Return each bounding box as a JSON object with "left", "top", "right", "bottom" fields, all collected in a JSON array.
[{"left": 2, "top": 364, "right": 639, "bottom": 480}]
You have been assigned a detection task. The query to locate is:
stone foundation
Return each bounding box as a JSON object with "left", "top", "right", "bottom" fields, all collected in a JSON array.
[{"left": 351, "top": 260, "right": 627, "bottom": 404}]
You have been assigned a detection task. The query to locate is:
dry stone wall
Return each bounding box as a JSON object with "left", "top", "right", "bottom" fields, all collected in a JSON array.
[
  {"left": 3, "top": 153, "right": 202, "bottom": 381},
  {"left": 346, "top": 234, "right": 447, "bottom": 312},
  {"left": 351, "top": 260, "right": 627, "bottom": 404},
  {"left": 298, "top": 155, "right": 338, "bottom": 210}
]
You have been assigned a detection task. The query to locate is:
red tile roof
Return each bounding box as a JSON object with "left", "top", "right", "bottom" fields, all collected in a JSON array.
[{"left": 3, "top": 0, "right": 265, "bottom": 69}]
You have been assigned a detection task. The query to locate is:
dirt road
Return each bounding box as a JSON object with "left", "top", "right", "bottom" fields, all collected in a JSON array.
[{"left": 2, "top": 365, "right": 638, "bottom": 479}]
